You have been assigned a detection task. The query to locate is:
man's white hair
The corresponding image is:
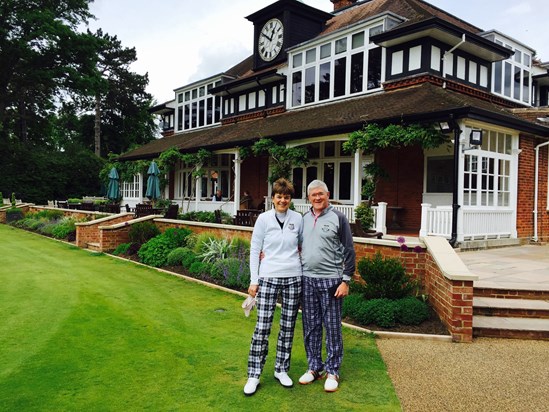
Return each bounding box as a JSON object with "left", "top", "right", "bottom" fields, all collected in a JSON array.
[{"left": 307, "top": 179, "right": 329, "bottom": 195}]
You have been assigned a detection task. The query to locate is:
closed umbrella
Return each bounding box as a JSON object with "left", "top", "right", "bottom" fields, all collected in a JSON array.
[
  {"left": 146, "top": 161, "right": 161, "bottom": 204},
  {"left": 106, "top": 167, "right": 120, "bottom": 201}
]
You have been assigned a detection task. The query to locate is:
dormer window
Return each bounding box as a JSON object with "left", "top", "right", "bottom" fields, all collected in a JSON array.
[
  {"left": 289, "top": 18, "right": 386, "bottom": 108},
  {"left": 175, "top": 79, "right": 222, "bottom": 132}
]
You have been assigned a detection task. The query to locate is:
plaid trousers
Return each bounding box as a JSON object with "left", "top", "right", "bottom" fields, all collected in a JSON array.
[
  {"left": 247, "top": 276, "right": 301, "bottom": 378},
  {"left": 301, "top": 276, "right": 344, "bottom": 376}
]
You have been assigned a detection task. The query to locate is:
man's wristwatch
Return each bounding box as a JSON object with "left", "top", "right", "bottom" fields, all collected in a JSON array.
[{"left": 342, "top": 280, "right": 350, "bottom": 285}]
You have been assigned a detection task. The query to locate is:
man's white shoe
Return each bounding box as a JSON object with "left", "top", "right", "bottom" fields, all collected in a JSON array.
[
  {"left": 274, "top": 371, "right": 293, "bottom": 387},
  {"left": 324, "top": 374, "right": 339, "bottom": 392},
  {"left": 298, "top": 370, "right": 325, "bottom": 385},
  {"left": 243, "top": 378, "right": 260, "bottom": 396}
]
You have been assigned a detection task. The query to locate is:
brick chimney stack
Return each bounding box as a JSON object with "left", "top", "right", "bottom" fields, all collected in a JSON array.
[{"left": 330, "top": 0, "right": 358, "bottom": 11}]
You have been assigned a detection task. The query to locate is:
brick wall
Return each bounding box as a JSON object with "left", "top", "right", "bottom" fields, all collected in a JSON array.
[{"left": 423, "top": 244, "right": 474, "bottom": 342}]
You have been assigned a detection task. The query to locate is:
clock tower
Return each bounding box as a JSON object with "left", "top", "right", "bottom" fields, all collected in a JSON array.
[{"left": 246, "top": 0, "right": 332, "bottom": 71}]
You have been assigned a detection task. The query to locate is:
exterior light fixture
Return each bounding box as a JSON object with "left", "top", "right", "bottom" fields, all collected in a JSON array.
[
  {"left": 439, "top": 121, "right": 452, "bottom": 133},
  {"left": 469, "top": 129, "right": 483, "bottom": 146}
]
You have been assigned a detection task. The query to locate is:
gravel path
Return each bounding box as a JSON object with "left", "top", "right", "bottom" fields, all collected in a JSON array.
[{"left": 376, "top": 337, "right": 549, "bottom": 412}]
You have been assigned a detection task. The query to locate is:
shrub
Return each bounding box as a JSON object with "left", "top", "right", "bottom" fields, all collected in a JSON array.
[
  {"left": 166, "top": 247, "right": 193, "bottom": 266},
  {"left": 51, "top": 218, "right": 76, "bottom": 239},
  {"left": 38, "top": 223, "right": 57, "bottom": 236},
  {"left": 189, "top": 261, "right": 211, "bottom": 276},
  {"left": 342, "top": 294, "right": 367, "bottom": 321},
  {"left": 394, "top": 296, "right": 429, "bottom": 325},
  {"left": 192, "top": 232, "right": 218, "bottom": 255},
  {"left": 367, "top": 298, "right": 396, "bottom": 328},
  {"left": 112, "top": 243, "right": 132, "bottom": 256},
  {"left": 197, "top": 237, "right": 231, "bottom": 264},
  {"left": 6, "top": 208, "right": 23, "bottom": 223},
  {"left": 228, "top": 237, "right": 250, "bottom": 259},
  {"left": 210, "top": 257, "right": 250, "bottom": 289},
  {"left": 137, "top": 228, "right": 191, "bottom": 267},
  {"left": 357, "top": 252, "right": 414, "bottom": 299},
  {"left": 129, "top": 222, "right": 161, "bottom": 245}
]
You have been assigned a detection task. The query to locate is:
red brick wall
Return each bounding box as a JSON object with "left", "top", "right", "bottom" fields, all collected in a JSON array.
[
  {"left": 424, "top": 253, "right": 474, "bottom": 342},
  {"left": 518, "top": 135, "right": 549, "bottom": 241}
]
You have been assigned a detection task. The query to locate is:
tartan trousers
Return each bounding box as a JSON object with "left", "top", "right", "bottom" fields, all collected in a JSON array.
[
  {"left": 247, "top": 276, "right": 301, "bottom": 378},
  {"left": 301, "top": 276, "right": 344, "bottom": 376}
]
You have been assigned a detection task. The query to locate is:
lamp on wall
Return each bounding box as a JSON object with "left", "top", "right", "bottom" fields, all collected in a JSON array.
[
  {"left": 438, "top": 121, "right": 452, "bottom": 134},
  {"left": 469, "top": 129, "right": 483, "bottom": 146}
]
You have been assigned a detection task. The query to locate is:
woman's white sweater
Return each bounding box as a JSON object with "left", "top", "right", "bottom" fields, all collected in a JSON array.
[{"left": 249, "top": 208, "right": 303, "bottom": 285}]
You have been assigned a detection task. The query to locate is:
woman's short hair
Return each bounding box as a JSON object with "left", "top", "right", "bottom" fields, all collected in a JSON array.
[
  {"left": 307, "top": 179, "right": 329, "bottom": 195},
  {"left": 271, "top": 178, "right": 295, "bottom": 198}
]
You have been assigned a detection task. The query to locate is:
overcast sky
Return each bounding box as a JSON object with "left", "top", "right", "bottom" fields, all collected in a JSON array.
[{"left": 87, "top": 0, "right": 549, "bottom": 104}]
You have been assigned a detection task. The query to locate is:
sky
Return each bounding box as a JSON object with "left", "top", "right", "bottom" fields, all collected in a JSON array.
[{"left": 87, "top": 0, "right": 549, "bottom": 104}]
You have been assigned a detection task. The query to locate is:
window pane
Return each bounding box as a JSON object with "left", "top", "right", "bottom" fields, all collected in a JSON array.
[
  {"left": 352, "top": 32, "right": 364, "bottom": 49},
  {"left": 178, "top": 93, "right": 183, "bottom": 103},
  {"left": 320, "top": 43, "right": 331, "bottom": 59},
  {"left": 292, "top": 71, "right": 302, "bottom": 106},
  {"left": 324, "top": 163, "right": 335, "bottom": 195},
  {"left": 185, "top": 91, "right": 190, "bottom": 101},
  {"left": 367, "top": 47, "right": 382, "bottom": 89},
  {"left": 339, "top": 162, "right": 351, "bottom": 200},
  {"left": 523, "top": 71, "right": 530, "bottom": 103},
  {"left": 308, "top": 142, "right": 320, "bottom": 158},
  {"left": 494, "top": 61, "right": 502, "bottom": 94},
  {"left": 198, "top": 100, "right": 205, "bottom": 127},
  {"left": 306, "top": 166, "right": 318, "bottom": 188},
  {"left": 184, "top": 105, "right": 190, "bottom": 129},
  {"left": 293, "top": 168, "right": 303, "bottom": 199},
  {"left": 351, "top": 52, "right": 364, "bottom": 93},
  {"left": 206, "top": 98, "right": 213, "bottom": 125},
  {"left": 514, "top": 66, "right": 521, "bottom": 100},
  {"left": 426, "top": 156, "right": 453, "bottom": 192},
  {"left": 335, "top": 38, "right": 347, "bottom": 54},
  {"left": 177, "top": 106, "right": 183, "bottom": 130},
  {"left": 504, "top": 62, "right": 512, "bottom": 97},
  {"left": 334, "top": 57, "right": 346, "bottom": 97},
  {"left": 214, "top": 96, "right": 221, "bottom": 122},
  {"left": 325, "top": 141, "right": 335, "bottom": 157},
  {"left": 319, "top": 62, "right": 331, "bottom": 101},
  {"left": 293, "top": 53, "right": 303, "bottom": 67},
  {"left": 306, "top": 48, "right": 316, "bottom": 64},
  {"left": 305, "top": 67, "right": 316, "bottom": 103}
]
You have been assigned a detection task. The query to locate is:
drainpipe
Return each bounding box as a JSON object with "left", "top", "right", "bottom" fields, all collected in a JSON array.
[
  {"left": 442, "top": 34, "right": 466, "bottom": 89},
  {"left": 533, "top": 140, "right": 549, "bottom": 242},
  {"left": 449, "top": 117, "right": 462, "bottom": 247}
]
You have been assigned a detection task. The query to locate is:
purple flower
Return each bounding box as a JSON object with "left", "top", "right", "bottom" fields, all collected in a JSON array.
[
  {"left": 400, "top": 244, "right": 409, "bottom": 251},
  {"left": 396, "top": 236, "right": 406, "bottom": 244},
  {"left": 413, "top": 245, "right": 424, "bottom": 253}
]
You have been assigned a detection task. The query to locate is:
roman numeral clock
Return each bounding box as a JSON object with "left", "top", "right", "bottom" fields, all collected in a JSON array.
[{"left": 258, "top": 18, "right": 284, "bottom": 62}]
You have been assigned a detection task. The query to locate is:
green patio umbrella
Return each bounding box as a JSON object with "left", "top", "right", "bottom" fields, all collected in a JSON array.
[
  {"left": 146, "top": 161, "right": 161, "bottom": 202},
  {"left": 106, "top": 167, "right": 120, "bottom": 201}
]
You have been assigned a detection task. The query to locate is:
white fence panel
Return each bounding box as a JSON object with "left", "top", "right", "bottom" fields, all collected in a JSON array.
[{"left": 462, "top": 209, "right": 513, "bottom": 240}]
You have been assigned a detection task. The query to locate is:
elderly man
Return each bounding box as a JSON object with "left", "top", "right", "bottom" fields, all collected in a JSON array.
[{"left": 299, "top": 179, "right": 356, "bottom": 392}]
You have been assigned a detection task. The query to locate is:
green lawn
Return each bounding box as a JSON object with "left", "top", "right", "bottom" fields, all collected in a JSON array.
[{"left": 0, "top": 225, "right": 400, "bottom": 411}]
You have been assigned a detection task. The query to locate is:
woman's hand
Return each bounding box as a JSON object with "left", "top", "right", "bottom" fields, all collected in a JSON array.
[{"left": 248, "top": 284, "right": 259, "bottom": 297}]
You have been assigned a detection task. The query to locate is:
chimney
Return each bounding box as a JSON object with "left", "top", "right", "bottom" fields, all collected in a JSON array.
[{"left": 330, "top": 0, "right": 357, "bottom": 11}]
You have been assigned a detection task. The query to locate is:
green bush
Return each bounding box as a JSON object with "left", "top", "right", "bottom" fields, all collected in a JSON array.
[
  {"left": 394, "top": 296, "right": 429, "bottom": 325},
  {"left": 6, "top": 208, "right": 24, "bottom": 223},
  {"left": 38, "top": 223, "right": 57, "bottom": 236},
  {"left": 129, "top": 222, "right": 161, "bottom": 245},
  {"left": 368, "top": 298, "right": 395, "bottom": 328},
  {"left": 137, "top": 228, "right": 191, "bottom": 267},
  {"left": 357, "top": 252, "right": 414, "bottom": 299},
  {"left": 188, "top": 261, "right": 211, "bottom": 276},
  {"left": 192, "top": 232, "right": 218, "bottom": 255},
  {"left": 228, "top": 237, "right": 250, "bottom": 259},
  {"left": 112, "top": 243, "right": 132, "bottom": 256},
  {"left": 51, "top": 218, "right": 76, "bottom": 239},
  {"left": 210, "top": 257, "right": 250, "bottom": 289},
  {"left": 197, "top": 237, "right": 231, "bottom": 264},
  {"left": 166, "top": 247, "right": 193, "bottom": 266},
  {"left": 342, "top": 294, "right": 367, "bottom": 321}
]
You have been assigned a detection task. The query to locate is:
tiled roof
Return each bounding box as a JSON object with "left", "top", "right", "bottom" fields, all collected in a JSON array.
[
  {"left": 323, "top": 0, "right": 481, "bottom": 36},
  {"left": 120, "top": 82, "right": 547, "bottom": 160}
]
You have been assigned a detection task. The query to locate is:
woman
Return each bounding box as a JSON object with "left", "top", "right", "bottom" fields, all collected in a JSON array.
[{"left": 244, "top": 178, "right": 303, "bottom": 396}]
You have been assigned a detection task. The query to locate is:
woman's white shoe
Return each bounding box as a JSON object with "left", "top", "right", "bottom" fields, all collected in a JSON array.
[{"left": 244, "top": 378, "right": 260, "bottom": 396}]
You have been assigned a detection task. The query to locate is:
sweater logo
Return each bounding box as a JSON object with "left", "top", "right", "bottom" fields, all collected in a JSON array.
[
  {"left": 322, "top": 224, "right": 330, "bottom": 232},
  {"left": 288, "top": 223, "right": 294, "bottom": 230}
]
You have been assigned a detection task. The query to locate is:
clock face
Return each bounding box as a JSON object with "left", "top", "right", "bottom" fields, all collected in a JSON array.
[{"left": 258, "top": 18, "right": 284, "bottom": 62}]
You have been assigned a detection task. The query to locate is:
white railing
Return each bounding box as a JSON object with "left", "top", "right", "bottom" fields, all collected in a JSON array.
[
  {"left": 178, "top": 199, "right": 235, "bottom": 214},
  {"left": 420, "top": 204, "right": 452, "bottom": 238},
  {"left": 462, "top": 209, "right": 514, "bottom": 240},
  {"left": 420, "top": 203, "right": 515, "bottom": 240}
]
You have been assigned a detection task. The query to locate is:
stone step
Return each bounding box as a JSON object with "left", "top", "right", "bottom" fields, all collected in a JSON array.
[
  {"left": 473, "top": 297, "right": 549, "bottom": 319},
  {"left": 474, "top": 287, "right": 549, "bottom": 301},
  {"left": 473, "top": 316, "right": 549, "bottom": 340},
  {"left": 87, "top": 242, "right": 101, "bottom": 252}
]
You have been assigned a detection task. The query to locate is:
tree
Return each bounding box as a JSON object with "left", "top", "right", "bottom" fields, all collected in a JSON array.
[
  {"left": 0, "top": 0, "right": 93, "bottom": 142},
  {"left": 250, "top": 138, "right": 308, "bottom": 183}
]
